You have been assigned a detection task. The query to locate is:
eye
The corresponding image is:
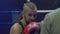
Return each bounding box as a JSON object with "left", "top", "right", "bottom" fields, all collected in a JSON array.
[
  {"left": 28, "top": 14, "right": 37, "bottom": 17},
  {"left": 34, "top": 14, "right": 37, "bottom": 17}
]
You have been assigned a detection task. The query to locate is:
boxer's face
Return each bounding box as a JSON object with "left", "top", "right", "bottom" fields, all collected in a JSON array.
[{"left": 24, "top": 7, "right": 37, "bottom": 22}]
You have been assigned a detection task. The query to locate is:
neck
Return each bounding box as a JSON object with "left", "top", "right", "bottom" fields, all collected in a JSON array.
[{"left": 20, "top": 18, "right": 26, "bottom": 27}]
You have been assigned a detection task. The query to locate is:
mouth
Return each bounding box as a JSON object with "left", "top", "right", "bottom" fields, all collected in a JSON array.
[{"left": 30, "top": 20, "right": 35, "bottom": 22}]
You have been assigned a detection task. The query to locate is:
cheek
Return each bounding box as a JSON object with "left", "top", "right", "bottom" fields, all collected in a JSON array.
[
  {"left": 27, "top": 16, "right": 31, "bottom": 20},
  {"left": 25, "top": 15, "right": 30, "bottom": 20}
]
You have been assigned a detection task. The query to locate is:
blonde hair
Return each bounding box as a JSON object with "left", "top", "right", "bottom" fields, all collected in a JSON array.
[{"left": 23, "top": 2, "right": 37, "bottom": 10}]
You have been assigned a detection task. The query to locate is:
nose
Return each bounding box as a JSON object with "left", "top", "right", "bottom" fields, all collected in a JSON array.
[{"left": 31, "top": 16, "right": 35, "bottom": 20}]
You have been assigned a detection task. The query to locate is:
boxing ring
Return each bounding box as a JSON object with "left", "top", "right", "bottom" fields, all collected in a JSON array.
[{"left": 0, "top": 10, "right": 54, "bottom": 34}]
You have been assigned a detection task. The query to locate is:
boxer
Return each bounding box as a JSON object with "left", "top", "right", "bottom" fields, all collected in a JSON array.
[{"left": 10, "top": 2, "right": 39, "bottom": 34}]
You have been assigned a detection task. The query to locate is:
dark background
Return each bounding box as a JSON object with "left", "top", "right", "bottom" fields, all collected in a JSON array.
[
  {"left": 0, "top": 0, "right": 60, "bottom": 34},
  {"left": 0, "top": 0, "right": 60, "bottom": 11}
]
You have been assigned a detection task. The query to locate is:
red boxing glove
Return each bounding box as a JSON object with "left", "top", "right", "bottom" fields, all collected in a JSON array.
[{"left": 24, "top": 22, "right": 40, "bottom": 34}]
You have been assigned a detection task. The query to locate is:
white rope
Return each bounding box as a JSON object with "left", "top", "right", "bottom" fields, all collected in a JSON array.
[{"left": 37, "top": 10, "right": 54, "bottom": 13}]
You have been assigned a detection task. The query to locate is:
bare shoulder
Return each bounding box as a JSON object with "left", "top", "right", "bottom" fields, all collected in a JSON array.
[
  {"left": 10, "top": 23, "right": 22, "bottom": 34},
  {"left": 11, "top": 23, "right": 22, "bottom": 30}
]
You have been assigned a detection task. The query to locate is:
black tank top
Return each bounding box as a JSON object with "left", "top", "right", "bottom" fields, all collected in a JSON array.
[{"left": 19, "top": 21, "right": 24, "bottom": 34}]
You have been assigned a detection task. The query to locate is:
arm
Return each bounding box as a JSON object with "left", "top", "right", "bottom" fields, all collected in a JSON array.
[{"left": 41, "top": 14, "right": 53, "bottom": 34}]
